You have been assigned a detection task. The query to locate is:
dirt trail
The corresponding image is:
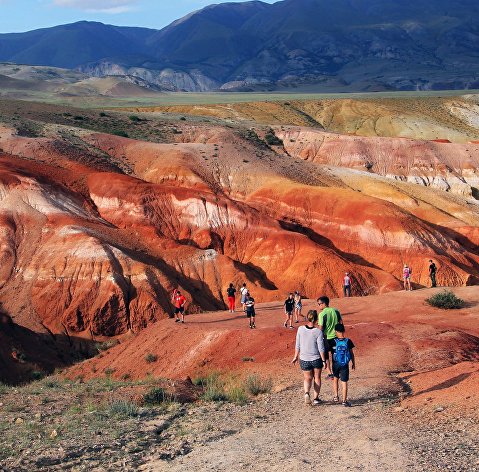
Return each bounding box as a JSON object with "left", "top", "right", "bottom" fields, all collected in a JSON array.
[{"left": 143, "top": 386, "right": 410, "bottom": 472}]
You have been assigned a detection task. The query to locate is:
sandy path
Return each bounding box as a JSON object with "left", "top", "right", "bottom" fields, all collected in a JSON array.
[{"left": 141, "top": 385, "right": 411, "bottom": 472}]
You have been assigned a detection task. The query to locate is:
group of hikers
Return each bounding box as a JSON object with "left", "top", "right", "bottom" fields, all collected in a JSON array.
[
  {"left": 402, "top": 259, "right": 437, "bottom": 291},
  {"left": 170, "top": 259, "right": 440, "bottom": 405}
]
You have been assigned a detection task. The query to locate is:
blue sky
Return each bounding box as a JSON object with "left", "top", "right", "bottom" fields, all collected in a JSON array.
[{"left": 0, "top": 0, "right": 277, "bottom": 33}]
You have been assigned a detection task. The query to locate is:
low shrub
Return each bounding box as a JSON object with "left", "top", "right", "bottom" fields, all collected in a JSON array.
[
  {"left": 95, "top": 340, "right": 119, "bottom": 352},
  {"left": 226, "top": 385, "right": 248, "bottom": 405},
  {"left": 108, "top": 399, "right": 138, "bottom": 418},
  {"left": 264, "top": 130, "right": 283, "bottom": 146},
  {"left": 145, "top": 353, "right": 158, "bottom": 363},
  {"left": 201, "top": 373, "right": 227, "bottom": 402},
  {"left": 143, "top": 387, "right": 173, "bottom": 405},
  {"left": 245, "top": 375, "right": 272, "bottom": 396},
  {"left": 30, "top": 371, "right": 45, "bottom": 381},
  {"left": 112, "top": 130, "right": 129, "bottom": 138},
  {"left": 426, "top": 290, "right": 465, "bottom": 309}
]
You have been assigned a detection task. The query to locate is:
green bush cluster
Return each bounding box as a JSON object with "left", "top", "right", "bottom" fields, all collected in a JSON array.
[{"left": 426, "top": 290, "right": 465, "bottom": 309}]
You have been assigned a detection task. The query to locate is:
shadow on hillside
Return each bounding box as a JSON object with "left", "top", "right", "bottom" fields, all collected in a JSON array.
[
  {"left": 279, "top": 220, "right": 382, "bottom": 271},
  {"left": 0, "top": 308, "right": 97, "bottom": 386},
  {"left": 414, "top": 372, "right": 472, "bottom": 396},
  {"left": 233, "top": 260, "right": 278, "bottom": 290}
]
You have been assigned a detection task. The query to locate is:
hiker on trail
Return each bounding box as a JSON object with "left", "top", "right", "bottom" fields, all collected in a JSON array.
[
  {"left": 170, "top": 288, "right": 179, "bottom": 318},
  {"left": 226, "top": 283, "right": 236, "bottom": 312},
  {"left": 293, "top": 291, "right": 303, "bottom": 323},
  {"left": 244, "top": 292, "right": 256, "bottom": 329},
  {"left": 317, "top": 296, "right": 342, "bottom": 379},
  {"left": 342, "top": 272, "right": 352, "bottom": 297},
  {"left": 330, "top": 323, "right": 355, "bottom": 407},
  {"left": 283, "top": 292, "right": 295, "bottom": 329},
  {"left": 240, "top": 283, "right": 248, "bottom": 312},
  {"left": 174, "top": 290, "right": 187, "bottom": 323},
  {"left": 403, "top": 264, "right": 412, "bottom": 291},
  {"left": 292, "top": 309, "right": 327, "bottom": 406},
  {"left": 429, "top": 260, "right": 437, "bottom": 288}
]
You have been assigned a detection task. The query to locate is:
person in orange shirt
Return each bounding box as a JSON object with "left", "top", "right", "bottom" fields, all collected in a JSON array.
[{"left": 173, "top": 290, "right": 187, "bottom": 323}]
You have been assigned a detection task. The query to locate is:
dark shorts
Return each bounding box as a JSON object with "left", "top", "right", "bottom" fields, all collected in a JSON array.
[
  {"left": 299, "top": 358, "right": 324, "bottom": 371},
  {"left": 332, "top": 362, "right": 350, "bottom": 382},
  {"left": 174, "top": 307, "right": 185, "bottom": 314},
  {"left": 246, "top": 309, "right": 255, "bottom": 318},
  {"left": 325, "top": 339, "right": 335, "bottom": 353}
]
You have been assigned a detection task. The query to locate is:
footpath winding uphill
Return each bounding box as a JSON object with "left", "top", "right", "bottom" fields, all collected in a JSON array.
[{"left": 65, "top": 287, "right": 479, "bottom": 471}]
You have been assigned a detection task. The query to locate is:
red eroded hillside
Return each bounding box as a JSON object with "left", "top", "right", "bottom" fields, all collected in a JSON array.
[
  {"left": 0, "top": 112, "right": 479, "bottom": 372},
  {"left": 65, "top": 287, "right": 479, "bottom": 413}
]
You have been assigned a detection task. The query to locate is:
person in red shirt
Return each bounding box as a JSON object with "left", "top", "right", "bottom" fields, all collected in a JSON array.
[{"left": 173, "top": 290, "right": 187, "bottom": 323}]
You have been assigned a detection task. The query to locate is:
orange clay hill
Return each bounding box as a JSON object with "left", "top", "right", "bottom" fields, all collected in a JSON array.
[{"left": 0, "top": 97, "right": 478, "bottom": 387}]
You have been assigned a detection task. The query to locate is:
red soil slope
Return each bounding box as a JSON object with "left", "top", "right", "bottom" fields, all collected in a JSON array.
[
  {"left": 66, "top": 287, "right": 479, "bottom": 413},
  {"left": 1, "top": 119, "right": 479, "bottom": 350}
]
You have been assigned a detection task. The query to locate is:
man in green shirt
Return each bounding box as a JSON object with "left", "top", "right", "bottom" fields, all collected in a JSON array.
[{"left": 317, "top": 296, "right": 342, "bottom": 379}]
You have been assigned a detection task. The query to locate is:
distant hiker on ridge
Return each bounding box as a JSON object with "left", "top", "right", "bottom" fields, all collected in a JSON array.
[
  {"left": 403, "top": 264, "right": 412, "bottom": 291},
  {"left": 429, "top": 260, "right": 437, "bottom": 288},
  {"left": 342, "top": 272, "right": 352, "bottom": 297},
  {"left": 240, "top": 283, "right": 248, "bottom": 312},
  {"left": 292, "top": 309, "right": 327, "bottom": 406},
  {"left": 244, "top": 292, "right": 256, "bottom": 329},
  {"left": 284, "top": 292, "right": 295, "bottom": 329},
  {"left": 317, "top": 295, "right": 342, "bottom": 379},
  {"left": 294, "top": 290, "right": 303, "bottom": 323},
  {"left": 226, "top": 283, "right": 236, "bottom": 312}
]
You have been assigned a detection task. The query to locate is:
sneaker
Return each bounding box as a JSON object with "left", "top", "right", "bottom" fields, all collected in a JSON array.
[
  {"left": 304, "top": 393, "right": 311, "bottom": 405},
  {"left": 333, "top": 396, "right": 339, "bottom": 403},
  {"left": 327, "top": 374, "right": 334, "bottom": 380},
  {"left": 252, "top": 324, "right": 256, "bottom": 329},
  {"left": 283, "top": 322, "right": 287, "bottom": 328},
  {"left": 312, "top": 398, "right": 321, "bottom": 406},
  {"left": 342, "top": 401, "right": 351, "bottom": 407},
  {"left": 250, "top": 325, "right": 253, "bottom": 329},
  {"left": 289, "top": 325, "right": 294, "bottom": 329},
  {"left": 175, "top": 319, "right": 181, "bottom": 323},
  {"left": 181, "top": 320, "right": 185, "bottom": 323},
  {"left": 295, "top": 320, "right": 299, "bottom": 323}
]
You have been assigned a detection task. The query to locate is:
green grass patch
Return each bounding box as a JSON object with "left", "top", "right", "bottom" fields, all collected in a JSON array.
[
  {"left": 143, "top": 387, "right": 174, "bottom": 405},
  {"left": 200, "top": 373, "right": 228, "bottom": 402},
  {"left": 426, "top": 290, "right": 465, "bottom": 309},
  {"left": 107, "top": 399, "right": 139, "bottom": 418},
  {"left": 245, "top": 375, "right": 272, "bottom": 396}
]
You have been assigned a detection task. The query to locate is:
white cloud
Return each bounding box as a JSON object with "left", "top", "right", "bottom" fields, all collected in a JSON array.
[{"left": 53, "top": 0, "right": 137, "bottom": 14}]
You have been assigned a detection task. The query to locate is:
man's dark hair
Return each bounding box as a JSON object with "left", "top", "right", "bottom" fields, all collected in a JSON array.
[
  {"left": 317, "top": 296, "right": 329, "bottom": 306},
  {"left": 335, "top": 323, "right": 345, "bottom": 333}
]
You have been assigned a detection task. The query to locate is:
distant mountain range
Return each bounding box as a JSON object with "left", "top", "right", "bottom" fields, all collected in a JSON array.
[{"left": 0, "top": 0, "right": 478, "bottom": 92}]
